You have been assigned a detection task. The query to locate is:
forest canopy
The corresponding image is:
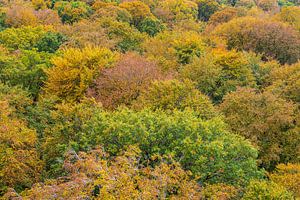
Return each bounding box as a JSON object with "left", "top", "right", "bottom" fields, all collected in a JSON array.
[{"left": 0, "top": 0, "right": 300, "bottom": 199}]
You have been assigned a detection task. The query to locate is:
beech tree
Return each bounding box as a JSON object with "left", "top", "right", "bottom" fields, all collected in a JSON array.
[
  {"left": 44, "top": 46, "right": 117, "bottom": 101},
  {"left": 220, "top": 87, "right": 299, "bottom": 169},
  {"left": 0, "top": 100, "right": 43, "bottom": 194},
  {"left": 214, "top": 17, "right": 300, "bottom": 64},
  {"left": 133, "top": 79, "right": 218, "bottom": 119},
  {"left": 181, "top": 49, "right": 256, "bottom": 102},
  {"left": 87, "top": 52, "right": 164, "bottom": 109}
]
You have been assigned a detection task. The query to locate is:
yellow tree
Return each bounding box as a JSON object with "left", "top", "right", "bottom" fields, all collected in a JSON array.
[
  {"left": 270, "top": 163, "right": 300, "bottom": 198},
  {"left": 0, "top": 100, "right": 43, "bottom": 194},
  {"left": 44, "top": 46, "right": 118, "bottom": 102}
]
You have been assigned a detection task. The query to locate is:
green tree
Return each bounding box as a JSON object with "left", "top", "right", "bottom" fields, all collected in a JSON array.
[
  {"left": 196, "top": 0, "right": 219, "bottom": 21},
  {"left": 99, "top": 18, "right": 146, "bottom": 52},
  {"left": 35, "top": 32, "right": 67, "bottom": 53},
  {"left": 133, "top": 79, "right": 218, "bottom": 120},
  {"left": 54, "top": 1, "right": 92, "bottom": 24},
  {"left": 137, "top": 17, "right": 165, "bottom": 36},
  {"left": 181, "top": 49, "right": 256, "bottom": 102},
  {"left": 0, "top": 48, "right": 53, "bottom": 98},
  {"left": 0, "top": 26, "right": 50, "bottom": 50}
]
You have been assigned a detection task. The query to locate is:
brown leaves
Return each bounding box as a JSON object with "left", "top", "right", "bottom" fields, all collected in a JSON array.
[{"left": 87, "top": 52, "right": 166, "bottom": 110}]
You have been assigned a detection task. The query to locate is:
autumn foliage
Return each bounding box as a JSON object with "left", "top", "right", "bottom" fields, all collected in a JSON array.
[{"left": 0, "top": 0, "right": 300, "bottom": 198}]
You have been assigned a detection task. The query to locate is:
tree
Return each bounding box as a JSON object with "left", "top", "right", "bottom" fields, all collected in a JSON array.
[
  {"left": 180, "top": 49, "right": 256, "bottom": 102},
  {"left": 5, "top": 4, "right": 38, "bottom": 28},
  {"left": 35, "top": 32, "right": 67, "bottom": 53},
  {"left": 44, "top": 46, "right": 117, "bottom": 102},
  {"left": 220, "top": 88, "right": 299, "bottom": 169},
  {"left": 201, "top": 184, "right": 238, "bottom": 200},
  {"left": 35, "top": 9, "right": 62, "bottom": 26},
  {"left": 85, "top": 109, "right": 263, "bottom": 186},
  {"left": 41, "top": 105, "right": 262, "bottom": 186},
  {"left": 270, "top": 163, "right": 300, "bottom": 198},
  {"left": 208, "top": 7, "right": 246, "bottom": 26},
  {"left": 0, "top": 49, "right": 53, "bottom": 98},
  {"left": 57, "top": 19, "right": 114, "bottom": 49},
  {"left": 154, "top": 0, "right": 198, "bottom": 24},
  {"left": 18, "top": 146, "right": 202, "bottom": 199},
  {"left": 0, "top": 9, "right": 7, "bottom": 31},
  {"left": 256, "top": 0, "right": 279, "bottom": 12},
  {"left": 0, "top": 83, "right": 32, "bottom": 118},
  {"left": 87, "top": 52, "right": 164, "bottom": 109},
  {"left": 0, "top": 100, "right": 43, "bottom": 194},
  {"left": 133, "top": 79, "right": 218, "bottom": 120},
  {"left": 0, "top": 26, "right": 50, "bottom": 50},
  {"left": 99, "top": 17, "right": 147, "bottom": 52},
  {"left": 242, "top": 180, "right": 293, "bottom": 199},
  {"left": 196, "top": 0, "right": 219, "bottom": 21},
  {"left": 136, "top": 17, "right": 165, "bottom": 36},
  {"left": 91, "top": 1, "right": 132, "bottom": 23},
  {"left": 275, "top": 6, "right": 300, "bottom": 32},
  {"left": 266, "top": 61, "right": 300, "bottom": 103},
  {"left": 214, "top": 17, "right": 300, "bottom": 64},
  {"left": 4, "top": 4, "right": 61, "bottom": 27},
  {"left": 54, "top": 1, "right": 92, "bottom": 24},
  {"left": 119, "top": 1, "right": 153, "bottom": 26},
  {"left": 143, "top": 31, "right": 206, "bottom": 70}
]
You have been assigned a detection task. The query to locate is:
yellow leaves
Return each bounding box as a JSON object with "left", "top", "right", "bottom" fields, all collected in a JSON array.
[
  {"left": 133, "top": 79, "right": 218, "bottom": 120},
  {"left": 144, "top": 31, "right": 206, "bottom": 70},
  {"left": 266, "top": 61, "right": 300, "bottom": 103},
  {"left": 270, "top": 163, "right": 300, "bottom": 198},
  {"left": 32, "top": 0, "right": 48, "bottom": 10},
  {"left": 44, "top": 46, "right": 118, "bottom": 102},
  {"left": 120, "top": 1, "right": 153, "bottom": 23},
  {"left": 156, "top": 0, "right": 198, "bottom": 23},
  {"left": 274, "top": 6, "right": 300, "bottom": 31},
  {"left": 5, "top": 4, "right": 38, "bottom": 28},
  {"left": 0, "top": 101, "right": 36, "bottom": 149},
  {"left": 202, "top": 183, "right": 238, "bottom": 200},
  {"left": 21, "top": 145, "right": 200, "bottom": 199},
  {"left": 0, "top": 100, "right": 43, "bottom": 190}
]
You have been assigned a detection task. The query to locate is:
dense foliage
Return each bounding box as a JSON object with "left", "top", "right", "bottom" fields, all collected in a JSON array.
[{"left": 0, "top": 0, "right": 299, "bottom": 199}]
